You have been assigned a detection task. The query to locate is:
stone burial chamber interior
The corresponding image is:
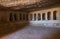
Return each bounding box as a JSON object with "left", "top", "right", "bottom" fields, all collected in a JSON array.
[{"left": 0, "top": 0, "right": 60, "bottom": 37}]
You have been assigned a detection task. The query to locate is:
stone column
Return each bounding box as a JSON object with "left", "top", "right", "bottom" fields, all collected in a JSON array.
[
  {"left": 13, "top": 13, "right": 15, "bottom": 21},
  {"left": 28, "top": 14, "right": 29, "bottom": 21},
  {"left": 18, "top": 13, "right": 20, "bottom": 21},
  {"left": 41, "top": 13, "right": 42, "bottom": 20},
  {"left": 36, "top": 14, "right": 38, "bottom": 21},
  {"left": 51, "top": 12, "right": 53, "bottom": 20},
  {"left": 29, "top": 14, "right": 32, "bottom": 21},
  {"left": 22, "top": 13, "right": 23, "bottom": 21},
  {"left": 7, "top": 12, "right": 10, "bottom": 22},
  {"left": 56, "top": 11, "right": 60, "bottom": 20},
  {"left": 32, "top": 14, "right": 34, "bottom": 21},
  {"left": 46, "top": 13, "right": 47, "bottom": 20},
  {"left": 25, "top": 14, "right": 26, "bottom": 21}
]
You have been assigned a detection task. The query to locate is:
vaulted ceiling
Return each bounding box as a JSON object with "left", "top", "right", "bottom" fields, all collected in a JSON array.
[{"left": 0, "top": 0, "right": 60, "bottom": 11}]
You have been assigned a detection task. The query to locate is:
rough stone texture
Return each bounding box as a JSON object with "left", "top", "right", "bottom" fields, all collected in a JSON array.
[
  {"left": 0, "top": 26, "right": 60, "bottom": 39},
  {"left": 0, "top": 0, "right": 41, "bottom": 7},
  {"left": 0, "top": 5, "right": 60, "bottom": 39}
]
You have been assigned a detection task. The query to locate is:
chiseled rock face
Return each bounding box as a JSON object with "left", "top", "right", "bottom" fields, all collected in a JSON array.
[{"left": 0, "top": 0, "right": 41, "bottom": 7}]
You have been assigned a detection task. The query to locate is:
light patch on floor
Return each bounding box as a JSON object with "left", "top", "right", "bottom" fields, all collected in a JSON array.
[{"left": 0, "top": 26, "right": 60, "bottom": 39}]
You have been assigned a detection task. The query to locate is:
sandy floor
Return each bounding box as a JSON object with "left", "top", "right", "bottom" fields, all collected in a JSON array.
[{"left": 0, "top": 26, "right": 60, "bottom": 39}]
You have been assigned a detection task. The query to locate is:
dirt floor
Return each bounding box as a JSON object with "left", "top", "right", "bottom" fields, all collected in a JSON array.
[{"left": 0, "top": 25, "right": 60, "bottom": 39}]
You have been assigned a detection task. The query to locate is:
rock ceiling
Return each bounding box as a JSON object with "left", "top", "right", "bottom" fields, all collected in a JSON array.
[
  {"left": 0, "top": 0, "right": 60, "bottom": 11},
  {"left": 0, "top": 0, "right": 41, "bottom": 7}
]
